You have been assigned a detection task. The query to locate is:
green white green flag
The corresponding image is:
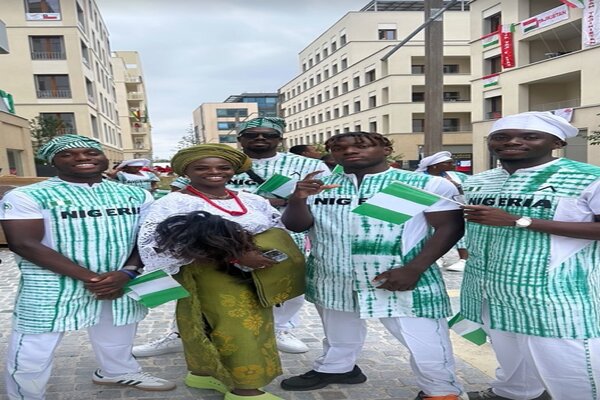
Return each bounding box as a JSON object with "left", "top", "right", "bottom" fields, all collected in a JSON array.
[
  {"left": 448, "top": 313, "right": 487, "bottom": 346},
  {"left": 125, "top": 270, "right": 189, "bottom": 308},
  {"left": 482, "top": 33, "right": 499, "bottom": 48},
  {"left": 256, "top": 173, "right": 298, "bottom": 199},
  {"left": 352, "top": 181, "right": 443, "bottom": 225}
]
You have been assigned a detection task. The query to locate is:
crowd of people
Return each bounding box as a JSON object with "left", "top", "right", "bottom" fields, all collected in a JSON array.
[{"left": 1, "top": 112, "right": 599, "bottom": 400}]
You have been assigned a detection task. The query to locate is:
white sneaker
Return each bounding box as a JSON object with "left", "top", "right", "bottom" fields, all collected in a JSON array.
[
  {"left": 92, "top": 369, "right": 176, "bottom": 391},
  {"left": 132, "top": 332, "right": 183, "bottom": 357},
  {"left": 276, "top": 330, "right": 309, "bottom": 353},
  {"left": 446, "top": 259, "right": 466, "bottom": 272}
]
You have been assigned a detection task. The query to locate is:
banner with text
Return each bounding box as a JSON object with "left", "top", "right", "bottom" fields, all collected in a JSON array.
[
  {"left": 583, "top": 0, "right": 600, "bottom": 48},
  {"left": 500, "top": 24, "right": 516, "bottom": 68},
  {"left": 520, "top": 4, "right": 569, "bottom": 35}
]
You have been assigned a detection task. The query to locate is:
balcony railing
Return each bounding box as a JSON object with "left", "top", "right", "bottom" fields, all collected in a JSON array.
[
  {"left": 31, "top": 51, "right": 66, "bottom": 60},
  {"left": 531, "top": 98, "right": 579, "bottom": 112},
  {"left": 125, "top": 75, "right": 141, "bottom": 83},
  {"left": 486, "top": 111, "right": 503, "bottom": 120},
  {"left": 37, "top": 89, "right": 71, "bottom": 98},
  {"left": 127, "top": 92, "right": 144, "bottom": 101}
]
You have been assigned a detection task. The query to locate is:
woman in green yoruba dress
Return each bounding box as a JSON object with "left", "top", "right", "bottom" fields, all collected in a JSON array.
[{"left": 137, "top": 144, "right": 292, "bottom": 400}]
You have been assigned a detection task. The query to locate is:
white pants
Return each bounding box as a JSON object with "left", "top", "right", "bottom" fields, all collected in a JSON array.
[
  {"left": 483, "top": 304, "right": 600, "bottom": 400},
  {"left": 5, "top": 301, "right": 140, "bottom": 400},
  {"left": 313, "top": 306, "right": 463, "bottom": 396},
  {"left": 274, "top": 294, "right": 305, "bottom": 331}
]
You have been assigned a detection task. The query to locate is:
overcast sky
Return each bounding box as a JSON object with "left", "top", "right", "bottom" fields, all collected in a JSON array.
[{"left": 99, "top": 0, "right": 368, "bottom": 159}]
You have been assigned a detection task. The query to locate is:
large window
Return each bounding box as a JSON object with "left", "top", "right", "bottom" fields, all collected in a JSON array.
[
  {"left": 485, "top": 96, "right": 503, "bottom": 120},
  {"left": 35, "top": 74, "right": 70, "bottom": 98},
  {"left": 219, "top": 135, "right": 237, "bottom": 143},
  {"left": 217, "top": 122, "right": 237, "bottom": 130},
  {"left": 25, "top": 0, "right": 61, "bottom": 20},
  {"left": 30, "top": 36, "right": 65, "bottom": 60},
  {"left": 216, "top": 108, "right": 248, "bottom": 118},
  {"left": 443, "top": 64, "right": 459, "bottom": 74},
  {"left": 411, "top": 65, "right": 425, "bottom": 74},
  {"left": 39, "top": 112, "right": 76, "bottom": 134},
  {"left": 484, "top": 12, "right": 501, "bottom": 35},
  {"left": 485, "top": 55, "right": 502, "bottom": 74}
]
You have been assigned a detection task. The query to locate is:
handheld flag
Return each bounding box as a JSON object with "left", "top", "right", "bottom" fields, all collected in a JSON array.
[
  {"left": 125, "top": 270, "right": 189, "bottom": 308},
  {"left": 352, "top": 181, "right": 445, "bottom": 225},
  {"left": 448, "top": 313, "right": 487, "bottom": 346},
  {"left": 256, "top": 173, "right": 298, "bottom": 199}
]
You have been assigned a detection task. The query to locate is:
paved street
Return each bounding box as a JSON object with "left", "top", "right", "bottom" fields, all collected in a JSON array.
[{"left": 0, "top": 249, "right": 495, "bottom": 400}]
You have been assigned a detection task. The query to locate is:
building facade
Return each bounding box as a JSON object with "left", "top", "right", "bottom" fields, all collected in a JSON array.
[
  {"left": 470, "top": 0, "right": 600, "bottom": 172},
  {"left": 112, "top": 51, "right": 153, "bottom": 161},
  {"left": 279, "top": 0, "right": 472, "bottom": 170},
  {"left": 0, "top": 0, "right": 124, "bottom": 163},
  {"left": 192, "top": 102, "right": 259, "bottom": 147},
  {"left": 224, "top": 93, "right": 279, "bottom": 118}
]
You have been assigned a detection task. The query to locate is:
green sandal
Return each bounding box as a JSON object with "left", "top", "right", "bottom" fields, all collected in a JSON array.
[
  {"left": 225, "top": 391, "right": 284, "bottom": 399},
  {"left": 184, "top": 373, "right": 228, "bottom": 393}
]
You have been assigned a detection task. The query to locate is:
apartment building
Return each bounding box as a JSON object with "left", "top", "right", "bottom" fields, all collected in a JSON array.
[
  {"left": 279, "top": 0, "right": 472, "bottom": 170},
  {"left": 0, "top": 0, "right": 124, "bottom": 163},
  {"left": 192, "top": 102, "right": 259, "bottom": 148},
  {"left": 470, "top": 0, "right": 600, "bottom": 172},
  {"left": 224, "top": 93, "right": 279, "bottom": 118},
  {"left": 112, "top": 51, "right": 153, "bottom": 161}
]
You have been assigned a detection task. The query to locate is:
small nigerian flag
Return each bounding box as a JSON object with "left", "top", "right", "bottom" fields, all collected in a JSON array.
[
  {"left": 332, "top": 164, "right": 344, "bottom": 174},
  {"left": 125, "top": 270, "right": 189, "bottom": 308},
  {"left": 448, "top": 313, "right": 487, "bottom": 346},
  {"left": 256, "top": 173, "right": 298, "bottom": 199},
  {"left": 352, "top": 181, "right": 443, "bottom": 225}
]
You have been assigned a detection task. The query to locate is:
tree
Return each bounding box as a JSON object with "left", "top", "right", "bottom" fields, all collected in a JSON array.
[
  {"left": 175, "top": 124, "right": 202, "bottom": 150},
  {"left": 30, "top": 115, "right": 66, "bottom": 164},
  {"left": 585, "top": 114, "right": 600, "bottom": 145}
]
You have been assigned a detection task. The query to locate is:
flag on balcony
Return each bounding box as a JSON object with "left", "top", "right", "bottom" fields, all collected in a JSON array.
[
  {"left": 352, "top": 181, "right": 444, "bottom": 225},
  {"left": 500, "top": 24, "right": 516, "bottom": 69},
  {"left": 560, "top": 0, "right": 585, "bottom": 8},
  {"left": 125, "top": 270, "right": 189, "bottom": 308},
  {"left": 130, "top": 109, "right": 141, "bottom": 121},
  {"left": 256, "top": 173, "right": 298, "bottom": 199},
  {"left": 0, "top": 90, "right": 15, "bottom": 114},
  {"left": 521, "top": 17, "right": 539, "bottom": 33},
  {"left": 481, "top": 32, "right": 499, "bottom": 48},
  {"left": 448, "top": 313, "right": 487, "bottom": 346},
  {"left": 482, "top": 74, "right": 500, "bottom": 88},
  {"left": 583, "top": 0, "right": 599, "bottom": 48}
]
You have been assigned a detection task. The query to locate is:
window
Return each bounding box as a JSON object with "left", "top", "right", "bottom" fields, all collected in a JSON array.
[
  {"left": 343, "top": 126, "right": 351, "bottom": 133},
  {"left": 25, "top": 0, "right": 61, "bottom": 19},
  {"left": 325, "top": 90, "right": 330, "bottom": 100},
  {"left": 81, "top": 41, "right": 90, "bottom": 66},
  {"left": 443, "top": 92, "right": 460, "bottom": 101},
  {"left": 369, "top": 95, "right": 377, "bottom": 108},
  {"left": 35, "top": 74, "right": 71, "bottom": 98},
  {"left": 324, "top": 69, "right": 330, "bottom": 79},
  {"left": 216, "top": 108, "right": 248, "bottom": 117},
  {"left": 443, "top": 118, "right": 460, "bottom": 132},
  {"left": 354, "top": 100, "right": 361, "bottom": 113},
  {"left": 303, "top": 81, "right": 308, "bottom": 90},
  {"left": 39, "top": 113, "right": 76, "bottom": 134},
  {"left": 334, "top": 108, "right": 340, "bottom": 118},
  {"left": 333, "top": 86, "right": 339, "bottom": 96},
  {"left": 343, "top": 104, "right": 349, "bottom": 116},
  {"left": 354, "top": 124, "right": 361, "bottom": 131},
  {"left": 308, "top": 58, "right": 314, "bottom": 68},
  {"left": 443, "top": 64, "right": 459, "bottom": 74},
  {"left": 315, "top": 53, "right": 321, "bottom": 63},
  {"left": 310, "top": 97, "right": 315, "bottom": 106},
  {"left": 309, "top": 78, "right": 314, "bottom": 87},
  {"left": 332, "top": 64, "right": 339, "bottom": 74},
  {"left": 342, "top": 82, "right": 349, "bottom": 93},
  {"left": 302, "top": 63, "right": 307, "bottom": 72},
  {"left": 316, "top": 74, "right": 322, "bottom": 83},
  {"left": 318, "top": 113, "right": 323, "bottom": 123},
  {"left": 317, "top": 94, "right": 322, "bottom": 103},
  {"left": 412, "top": 119, "right": 425, "bottom": 132},
  {"left": 85, "top": 78, "right": 95, "bottom": 103},
  {"left": 217, "top": 122, "right": 237, "bottom": 130},
  {"left": 331, "top": 41, "right": 337, "bottom": 52},
  {"left": 485, "top": 96, "right": 503, "bottom": 119},
  {"left": 323, "top": 48, "right": 329, "bottom": 58},
  {"left": 311, "top": 115, "right": 316, "bottom": 124},
  {"left": 412, "top": 92, "right": 425, "bottom": 102},
  {"left": 341, "top": 58, "right": 348, "bottom": 69},
  {"left": 353, "top": 76, "right": 360, "bottom": 89},
  {"left": 340, "top": 34, "right": 347, "bottom": 46},
  {"left": 378, "top": 29, "right": 397, "bottom": 40},
  {"left": 90, "top": 115, "right": 99, "bottom": 139},
  {"left": 30, "top": 36, "right": 65, "bottom": 60},
  {"left": 369, "top": 121, "right": 377, "bottom": 132},
  {"left": 365, "top": 69, "right": 376, "bottom": 83},
  {"left": 325, "top": 110, "right": 331, "bottom": 120},
  {"left": 485, "top": 55, "right": 502, "bottom": 74},
  {"left": 219, "top": 135, "right": 237, "bottom": 143},
  {"left": 411, "top": 65, "right": 425, "bottom": 74},
  {"left": 484, "top": 12, "right": 501, "bottom": 35}
]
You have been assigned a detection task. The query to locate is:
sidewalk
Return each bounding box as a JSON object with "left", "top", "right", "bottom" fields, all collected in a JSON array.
[{"left": 0, "top": 249, "right": 496, "bottom": 400}]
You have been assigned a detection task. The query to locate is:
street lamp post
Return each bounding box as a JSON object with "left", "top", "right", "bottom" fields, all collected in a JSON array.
[{"left": 424, "top": 0, "right": 444, "bottom": 155}]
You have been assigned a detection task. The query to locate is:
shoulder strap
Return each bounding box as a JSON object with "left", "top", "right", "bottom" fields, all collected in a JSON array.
[{"left": 245, "top": 169, "right": 266, "bottom": 184}]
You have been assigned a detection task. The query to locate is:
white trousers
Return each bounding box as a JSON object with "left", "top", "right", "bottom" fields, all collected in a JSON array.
[
  {"left": 482, "top": 304, "right": 600, "bottom": 400},
  {"left": 313, "top": 306, "right": 463, "bottom": 396},
  {"left": 5, "top": 301, "right": 140, "bottom": 400},
  {"left": 274, "top": 294, "right": 305, "bottom": 331}
]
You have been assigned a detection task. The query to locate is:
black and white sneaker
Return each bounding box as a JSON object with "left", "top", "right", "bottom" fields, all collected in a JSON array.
[{"left": 92, "top": 369, "right": 176, "bottom": 391}]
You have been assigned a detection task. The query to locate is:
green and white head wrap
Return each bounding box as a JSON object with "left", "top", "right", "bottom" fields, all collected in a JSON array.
[
  {"left": 37, "top": 134, "right": 104, "bottom": 163},
  {"left": 237, "top": 117, "right": 286, "bottom": 136}
]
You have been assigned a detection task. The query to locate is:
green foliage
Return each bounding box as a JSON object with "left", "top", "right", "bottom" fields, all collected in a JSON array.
[
  {"left": 29, "top": 116, "right": 65, "bottom": 164},
  {"left": 587, "top": 130, "right": 600, "bottom": 145}
]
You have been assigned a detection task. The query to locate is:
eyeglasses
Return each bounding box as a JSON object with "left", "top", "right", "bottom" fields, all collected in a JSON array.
[{"left": 239, "top": 132, "right": 281, "bottom": 139}]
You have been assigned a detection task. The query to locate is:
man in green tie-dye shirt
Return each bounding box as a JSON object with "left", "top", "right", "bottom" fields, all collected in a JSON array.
[
  {"left": 0, "top": 135, "right": 175, "bottom": 399},
  {"left": 462, "top": 112, "right": 600, "bottom": 400},
  {"left": 280, "top": 132, "right": 466, "bottom": 400}
]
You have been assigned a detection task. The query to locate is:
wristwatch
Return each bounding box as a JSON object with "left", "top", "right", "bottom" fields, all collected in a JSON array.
[
  {"left": 514, "top": 216, "right": 533, "bottom": 228},
  {"left": 121, "top": 265, "right": 142, "bottom": 274}
]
